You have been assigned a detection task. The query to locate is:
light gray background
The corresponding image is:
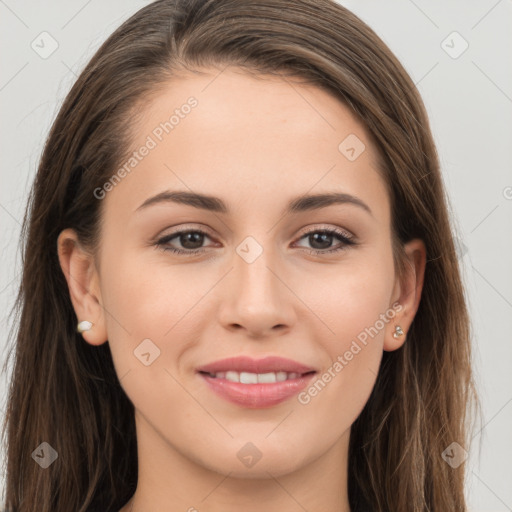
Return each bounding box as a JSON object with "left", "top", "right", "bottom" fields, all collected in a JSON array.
[{"left": 1, "top": 1, "right": 511, "bottom": 510}]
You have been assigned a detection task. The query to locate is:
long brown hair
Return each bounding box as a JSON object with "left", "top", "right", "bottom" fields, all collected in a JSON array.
[{"left": 1, "top": 1, "right": 479, "bottom": 510}]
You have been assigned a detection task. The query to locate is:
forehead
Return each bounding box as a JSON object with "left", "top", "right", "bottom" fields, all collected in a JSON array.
[{"left": 105, "top": 67, "right": 389, "bottom": 222}]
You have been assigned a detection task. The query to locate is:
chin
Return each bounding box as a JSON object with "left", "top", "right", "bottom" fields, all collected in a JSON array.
[{"left": 194, "top": 443, "right": 313, "bottom": 479}]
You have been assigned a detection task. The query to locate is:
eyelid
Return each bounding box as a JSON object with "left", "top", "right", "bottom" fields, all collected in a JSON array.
[
  {"left": 297, "top": 224, "right": 354, "bottom": 240},
  {"left": 156, "top": 223, "right": 216, "bottom": 240},
  {"left": 157, "top": 223, "right": 354, "bottom": 241},
  {"left": 154, "top": 222, "right": 357, "bottom": 257}
]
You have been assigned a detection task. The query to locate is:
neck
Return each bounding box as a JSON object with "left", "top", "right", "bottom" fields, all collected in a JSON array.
[{"left": 121, "top": 413, "right": 352, "bottom": 512}]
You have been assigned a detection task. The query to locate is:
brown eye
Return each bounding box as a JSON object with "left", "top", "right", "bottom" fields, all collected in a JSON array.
[
  {"left": 156, "top": 229, "right": 213, "bottom": 256},
  {"left": 294, "top": 228, "right": 356, "bottom": 255}
]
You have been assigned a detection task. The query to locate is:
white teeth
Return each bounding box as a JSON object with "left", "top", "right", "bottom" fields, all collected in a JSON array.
[
  {"left": 209, "top": 371, "right": 305, "bottom": 383},
  {"left": 240, "top": 372, "right": 258, "bottom": 384},
  {"left": 225, "top": 371, "right": 239, "bottom": 382},
  {"left": 258, "top": 372, "right": 276, "bottom": 383},
  {"left": 276, "top": 371, "right": 288, "bottom": 382}
]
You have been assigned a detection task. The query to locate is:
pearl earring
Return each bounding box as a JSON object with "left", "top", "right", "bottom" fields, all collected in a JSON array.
[
  {"left": 393, "top": 325, "right": 404, "bottom": 339},
  {"left": 77, "top": 320, "right": 93, "bottom": 333}
]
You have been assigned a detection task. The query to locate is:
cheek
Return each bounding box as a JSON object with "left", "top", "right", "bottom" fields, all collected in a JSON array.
[
  {"left": 99, "top": 248, "right": 212, "bottom": 365},
  {"left": 301, "top": 247, "right": 395, "bottom": 407},
  {"left": 99, "top": 252, "right": 209, "bottom": 423},
  {"left": 97, "top": 258, "right": 204, "bottom": 458},
  {"left": 324, "top": 275, "right": 392, "bottom": 352},
  {"left": 314, "top": 251, "right": 395, "bottom": 350}
]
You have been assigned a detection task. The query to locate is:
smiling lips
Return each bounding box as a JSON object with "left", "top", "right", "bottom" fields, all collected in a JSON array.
[{"left": 197, "top": 356, "right": 317, "bottom": 408}]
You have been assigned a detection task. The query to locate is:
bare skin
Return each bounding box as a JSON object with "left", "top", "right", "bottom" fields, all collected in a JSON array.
[{"left": 58, "top": 67, "right": 426, "bottom": 512}]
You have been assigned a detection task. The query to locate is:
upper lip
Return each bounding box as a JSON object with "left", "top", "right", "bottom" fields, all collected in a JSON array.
[{"left": 196, "top": 356, "right": 317, "bottom": 375}]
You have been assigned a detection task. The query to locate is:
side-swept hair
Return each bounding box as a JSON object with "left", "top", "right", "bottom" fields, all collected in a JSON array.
[{"left": 1, "top": 1, "right": 479, "bottom": 510}]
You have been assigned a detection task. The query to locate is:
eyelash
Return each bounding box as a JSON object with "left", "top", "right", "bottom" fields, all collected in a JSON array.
[{"left": 154, "top": 226, "right": 356, "bottom": 257}]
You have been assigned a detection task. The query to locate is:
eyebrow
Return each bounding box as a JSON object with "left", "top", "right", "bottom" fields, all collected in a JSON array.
[{"left": 135, "top": 190, "right": 373, "bottom": 217}]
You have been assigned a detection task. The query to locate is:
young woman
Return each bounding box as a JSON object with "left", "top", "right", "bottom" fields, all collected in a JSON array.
[{"left": 1, "top": 0, "right": 479, "bottom": 510}]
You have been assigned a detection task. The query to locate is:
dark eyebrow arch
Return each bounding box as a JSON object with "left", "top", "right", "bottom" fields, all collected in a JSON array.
[{"left": 135, "top": 190, "right": 373, "bottom": 217}]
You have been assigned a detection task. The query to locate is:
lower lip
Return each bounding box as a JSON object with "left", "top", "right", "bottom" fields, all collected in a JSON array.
[{"left": 198, "top": 372, "right": 316, "bottom": 408}]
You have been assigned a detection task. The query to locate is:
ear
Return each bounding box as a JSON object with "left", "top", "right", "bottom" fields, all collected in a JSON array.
[
  {"left": 57, "top": 228, "right": 108, "bottom": 346},
  {"left": 384, "top": 238, "right": 426, "bottom": 351}
]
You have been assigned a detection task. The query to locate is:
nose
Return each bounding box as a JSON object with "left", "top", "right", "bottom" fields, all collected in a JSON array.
[{"left": 218, "top": 242, "right": 296, "bottom": 338}]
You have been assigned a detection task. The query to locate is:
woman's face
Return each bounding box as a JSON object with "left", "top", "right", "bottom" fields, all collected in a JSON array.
[{"left": 61, "top": 67, "right": 424, "bottom": 482}]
